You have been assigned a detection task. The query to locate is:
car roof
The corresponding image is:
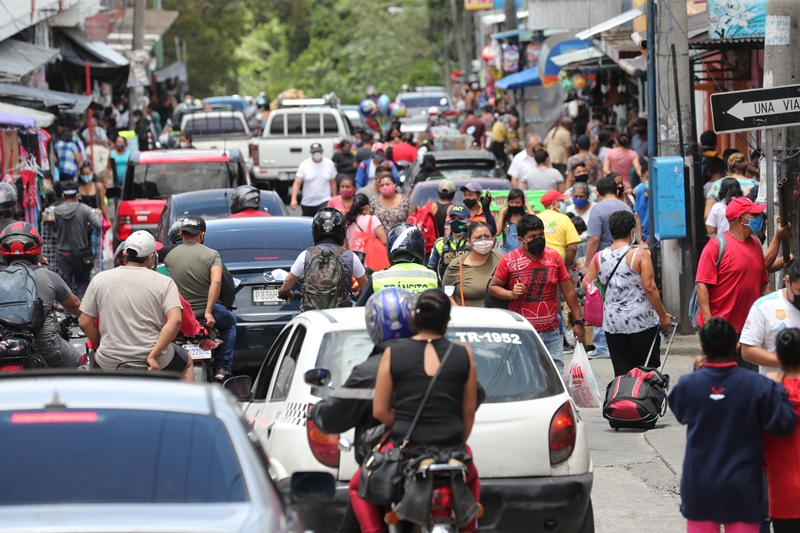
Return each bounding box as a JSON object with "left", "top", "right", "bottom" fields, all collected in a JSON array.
[
  {"left": 0, "top": 374, "right": 214, "bottom": 415},
  {"left": 412, "top": 177, "right": 510, "bottom": 189},
  {"left": 182, "top": 110, "right": 246, "bottom": 120},
  {"left": 133, "top": 149, "right": 240, "bottom": 165},
  {"left": 205, "top": 216, "right": 311, "bottom": 232},
  {"left": 426, "top": 150, "right": 497, "bottom": 162},
  {"left": 297, "top": 306, "right": 528, "bottom": 331},
  {"left": 170, "top": 188, "right": 280, "bottom": 204}
]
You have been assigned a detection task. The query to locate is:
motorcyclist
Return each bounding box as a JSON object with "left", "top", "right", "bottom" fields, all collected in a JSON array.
[
  {"left": 356, "top": 224, "right": 439, "bottom": 305},
  {"left": 228, "top": 185, "right": 271, "bottom": 218},
  {"left": 278, "top": 208, "right": 368, "bottom": 309},
  {"left": 0, "top": 223, "right": 82, "bottom": 368},
  {"left": 427, "top": 205, "right": 472, "bottom": 279},
  {"left": 163, "top": 215, "right": 236, "bottom": 380}
]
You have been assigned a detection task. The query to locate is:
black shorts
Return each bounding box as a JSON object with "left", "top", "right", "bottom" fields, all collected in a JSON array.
[{"left": 163, "top": 344, "right": 189, "bottom": 372}]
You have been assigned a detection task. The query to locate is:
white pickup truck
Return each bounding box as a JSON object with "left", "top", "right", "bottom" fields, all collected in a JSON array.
[
  {"left": 249, "top": 106, "right": 352, "bottom": 192},
  {"left": 180, "top": 111, "right": 252, "bottom": 164}
]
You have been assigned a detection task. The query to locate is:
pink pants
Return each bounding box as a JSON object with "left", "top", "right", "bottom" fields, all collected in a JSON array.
[
  {"left": 349, "top": 443, "right": 481, "bottom": 533},
  {"left": 686, "top": 520, "right": 759, "bottom": 533}
]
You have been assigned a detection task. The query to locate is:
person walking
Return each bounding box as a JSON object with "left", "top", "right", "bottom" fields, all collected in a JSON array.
[
  {"left": 430, "top": 179, "right": 456, "bottom": 237},
  {"left": 668, "top": 317, "right": 796, "bottom": 533},
  {"left": 428, "top": 205, "right": 472, "bottom": 279},
  {"left": 695, "top": 197, "right": 769, "bottom": 370},
  {"left": 488, "top": 214, "right": 584, "bottom": 374},
  {"left": 496, "top": 188, "right": 535, "bottom": 252},
  {"left": 566, "top": 182, "right": 594, "bottom": 269},
  {"left": 327, "top": 175, "right": 357, "bottom": 215},
  {"left": 519, "top": 150, "right": 565, "bottom": 192},
  {"left": 369, "top": 174, "right": 414, "bottom": 231},
  {"left": 355, "top": 142, "right": 401, "bottom": 189},
  {"left": 460, "top": 182, "right": 497, "bottom": 235},
  {"left": 356, "top": 134, "right": 374, "bottom": 164},
  {"left": 705, "top": 152, "right": 758, "bottom": 219},
  {"left": 566, "top": 135, "right": 603, "bottom": 186},
  {"left": 345, "top": 193, "right": 388, "bottom": 270},
  {"left": 54, "top": 181, "right": 103, "bottom": 299},
  {"left": 584, "top": 211, "right": 673, "bottom": 376},
  {"left": 603, "top": 134, "right": 641, "bottom": 188},
  {"left": 543, "top": 117, "right": 573, "bottom": 177},
  {"left": 442, "top": 221, "right": 501, "bottom": 307},
  {"left": 54, "top": 131, "right": 83, "bottom": 182},
  {"left": 537, "top": 190, "right": 580, "bottom": 267},
  {"left": 107, "top": 136, "right": 130, "bottom": 189},
  {"left": 705, "top": 178, "right": 743, "bottom": 238},
  {"left": 460, "top": 109, "right": 486, "bottom": 148},
  {"left": 77, "top": 163, "right": 109, "bottom": 223},
  {"left": 508, "top": 134, "right": 542, "bottom": 189},
  {"left": 291, "top": 142, "right": 338, "bottom": 217},
  {"left": 332, "top": 140, "right": 358, "bottom": 177}
]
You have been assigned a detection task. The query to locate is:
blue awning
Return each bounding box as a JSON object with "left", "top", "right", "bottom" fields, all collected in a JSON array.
[{"left": 495, "top": 68, "right": 541, "bottom": 91}]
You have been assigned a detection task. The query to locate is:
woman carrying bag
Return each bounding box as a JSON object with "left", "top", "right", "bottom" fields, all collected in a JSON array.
[
  {"left": 443, "top": 222, "right": 501, "bottom": 307},
  {"left": 345, "top": 193, "right": 389, "bottom": 271},
  {"left": 584, "top": 211, "right": 673, "bottom": 376}
]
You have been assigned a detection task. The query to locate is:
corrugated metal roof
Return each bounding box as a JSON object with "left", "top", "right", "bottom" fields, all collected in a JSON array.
[
  {"left": 0, "top": 40, "right": 60, "bottom": 83},
  {"left": 576, "top": 6, "right": 646, "bottom": 40}
]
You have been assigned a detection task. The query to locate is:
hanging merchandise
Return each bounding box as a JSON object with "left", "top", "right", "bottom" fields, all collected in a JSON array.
[
  {"left": 572, "top": 73, "right": 587, "bottom": 91},
  {"left": 502, "top": 44, "right": 520, "bottom": 73},
  {"left": 525, "top": 43, "right": 542, "bottom": 68},
  {"left": 1, "top": 130, "right": 20, "bottom": 178}
]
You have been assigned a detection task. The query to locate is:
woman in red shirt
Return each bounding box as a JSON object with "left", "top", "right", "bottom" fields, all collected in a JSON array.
[{"left": 764, "top": 327, "right": 800, "bottom": 532}]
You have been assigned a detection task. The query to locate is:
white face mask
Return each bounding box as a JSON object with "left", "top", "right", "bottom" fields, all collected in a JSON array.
[
  {"left": 471, "top": 238, "right": 494, "bottom": 255},
  {"left": 312, "top": 152, "right": 323, "bottom": 162},
  {"left": 180, "top": 141, "right": 189, "bottom": 148}
]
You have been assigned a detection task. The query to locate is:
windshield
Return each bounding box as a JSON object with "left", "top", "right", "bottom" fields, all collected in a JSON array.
[
  {"left": 183, "top": 116, "right": 247, "bottom": 136},
  {"left": 132, "top": 163, "right": 236, "bottom": 200},
  {"left": 398, "top": 95, "right": 451, "bottom": 109},
  {"left": 205, "top": 227, "right": 313, "bottom": 265},
  {"left": 0, "top": 409, "right": 246, "bottom": 504},
  {"left": 175, "top": 196, "right": 283, "bottom": 219},
  {"left": 410, "top": 181, "right": 510, "bottom": 207},
  {"left": 314, "top": 327, "right": 562, "bottom": 403}
]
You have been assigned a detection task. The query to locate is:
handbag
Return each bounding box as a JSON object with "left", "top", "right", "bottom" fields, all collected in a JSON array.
[
  {"left": 358, "top": 343, "right": 455, "bottom": 505},
  {"left": 585, "top": 247, "right": 631, "bottom": 327}
]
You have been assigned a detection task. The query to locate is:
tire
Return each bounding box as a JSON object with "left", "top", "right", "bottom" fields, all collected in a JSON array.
[{"left": 577, "top": 500, "right": 594, "bottom": 533}]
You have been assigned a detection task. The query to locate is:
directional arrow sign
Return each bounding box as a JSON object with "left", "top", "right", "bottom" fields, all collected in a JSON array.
[{"left": 711, "top": 84, "right": 800, "bottom": 134}]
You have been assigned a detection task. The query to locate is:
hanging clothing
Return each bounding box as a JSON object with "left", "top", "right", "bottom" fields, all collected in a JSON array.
[{"left": 2, "top": 130, "right": 19, "bottom": 177}]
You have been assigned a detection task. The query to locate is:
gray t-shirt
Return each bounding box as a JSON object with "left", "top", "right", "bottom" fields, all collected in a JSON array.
[
  {"left": 164, "top": 242, "right": 223, "bottom": 314},
  {"left": 356, "top": 185, "right": 380, "bottom": 200},
  {"left": 586, "top": 198, "right": 632, "bottom": 251},
  {"left": 80, "top": 266, "right": 182, "bottom": 370},
  {"left": 520, "top": 167, "right": 564, "bottom": 190},
  {"left": 32, "top": 267, "right": 78, "bottom": 365}
]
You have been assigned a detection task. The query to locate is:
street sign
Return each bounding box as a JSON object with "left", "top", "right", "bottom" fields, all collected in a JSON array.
[{"left": 710, "top": 84, "right": 800, "bottom": 134}]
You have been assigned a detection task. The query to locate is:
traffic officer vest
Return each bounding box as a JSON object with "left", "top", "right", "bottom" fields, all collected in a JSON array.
[
  {"left": 434, "top": 236, "right": 471, "bottom": 278},
  {"left": 372, "top": 262, "right": 439, "bottom": 296}
]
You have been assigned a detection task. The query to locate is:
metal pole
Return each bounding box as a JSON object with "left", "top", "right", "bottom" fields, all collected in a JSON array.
[
  {"left": 443, "top": 24, "right": 452, "bottom": 95},
  {"left": 766, "top": 129, "right": 774, "bottom": 247},
  {"left": 646, "top": 0, "right": 657, "bottom": 257},
  {"left": 154, "top": 0, "right": 164, "bottom": 69},
  {"left": 132, "top": 0, "right": 146, "bottom": 51},
  {"left": 175, "top": 36, "right": 181, "bottom": 63},
  {"left": 86, "top": 62, "right": 93, "bottom": 163},
  {"left": 504, "top": 0, "right": 516, "bottom": 32},
  {"left": 448, "top": 0, "right": 466, "bottom": 72}
]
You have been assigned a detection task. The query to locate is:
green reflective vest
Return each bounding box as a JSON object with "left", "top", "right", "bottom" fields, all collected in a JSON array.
[{"left": 372, "top": 263, "right": 439, "bottom": 296}]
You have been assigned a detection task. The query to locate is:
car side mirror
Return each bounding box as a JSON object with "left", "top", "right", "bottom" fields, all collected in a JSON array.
[
  {"left": 290, "top": 471, "right": 336, "bottom": 503},
  {"left": 223, "top": 375, "right": 252, "bottom": 400},
  {"left": 105, "top": 187, "right": 121, "bottom": 199},
  {"left": 304, "top": 368, "right": 332, "bottom": 388}
]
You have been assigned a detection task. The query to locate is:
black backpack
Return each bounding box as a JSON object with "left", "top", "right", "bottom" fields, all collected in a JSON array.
[
  {"left": 0, "top": 263, "right": 45, "bottom": 334},
  {"left": 603, "top": 368, "right": 670, "bottom": 430}
]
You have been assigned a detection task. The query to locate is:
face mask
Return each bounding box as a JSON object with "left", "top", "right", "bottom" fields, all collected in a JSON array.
[
  {"left": 380, "top": 186, "right": 395, "bottom": 197},
  {"left": 745, "top": 215, "right": 764, "bottom": 234},
  {"left": 115, "top": 143, "right": 125, "bottom": 150},
  {"left": 340, "top": 189, "right": 355, "bottom": 199},
  {"left": 573, "top": 198, "right": 589, "bottom": 208},
  {"left": 312, "top": 152, "right": 323, "bottom": 162},
  {"left": 374, "top": 155, "right": 384, "bottom": 163},
  {"left": 72, "top": 136, "right": 79, "bottom": 144},
  {"left": 507, "top": 205, "right": 524, "bottom": 215},
  {"left": 471, "top": 238, "right": 494, "bottom": 254},
  {"left": 523, "top": 236, "right": 546, "bottom": 255},
  {"left": 449, "top": 220, "right": 467, "bottom": 236},
  {"left": 574, "top": 173, "right": 589, "bottom": 183},
  {"left": 80, "top": 173, "right": 93, "bottom": 183},
  {"left": 180, "top": 141, "right": 189, "bottom": 148},
  {"left": 789, "top": 289, "right": 800, "bottom": 312},
  {"left": 463, "top": 198, "right": 478, "bottom": 208}
]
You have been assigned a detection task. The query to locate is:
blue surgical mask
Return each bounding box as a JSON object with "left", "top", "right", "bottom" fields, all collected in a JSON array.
[
  {"left": 72, "top": 135, "right": 79, "bottom": 144},
  {"left": 573, "top": 198, "right": 589, "bottom": 209},
  {"left": 746, "top": 215, "right": 765, "bottom": 234},
  {"left": 80, "top": 173, "right": 93, "bottom": 183}
]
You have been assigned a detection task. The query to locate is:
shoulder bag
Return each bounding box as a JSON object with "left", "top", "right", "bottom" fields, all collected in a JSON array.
[
  {"left": 584, "top": 247, "right": 631, "bottom": 327},
  {"left": 357, "top": 343, "right": 455, "bottom": 506}
]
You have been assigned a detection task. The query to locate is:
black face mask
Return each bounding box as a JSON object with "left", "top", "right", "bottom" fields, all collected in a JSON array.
[
  {"left": 790, "top": 291, "right": 800, "bottom": 312},
  {"left": 507, "top": 205, "right": 525, "bottom": 215},
  {"left": 439, "top": 193, "right": 455, "bottom": 201},
  {"left": 463, "top": 198, "right": 478, "bottom": 208},
  {"left": 574, "top": 173, "right": 589, "bottom": 183},
  {"left": 524, "top": 236, "right": 546, "bottom": 255},
  {"left": 616, "top": 186, "right": 624, "bottom": 197}
]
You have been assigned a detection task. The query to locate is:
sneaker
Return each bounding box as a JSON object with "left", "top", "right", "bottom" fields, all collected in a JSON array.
[
  {"left": 563, "top": 340, "right": 574, "bottom": 354},
  {"left": 214, "top": 368, "right": 229, "bottom": 381},
  {"left": 587, "top": 350, "right": 611, "bottom": 359}
]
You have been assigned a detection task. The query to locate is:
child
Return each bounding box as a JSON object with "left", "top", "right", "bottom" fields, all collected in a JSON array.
[
  {"left": 764, "top": 327, "right": 800, "bottom": 532},
  {"left": 668, "top": 317, "right": 797, "bottom": 533}
]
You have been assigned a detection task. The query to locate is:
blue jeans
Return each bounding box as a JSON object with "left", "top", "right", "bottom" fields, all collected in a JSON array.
[
  {"left": 539, "top": 327, "right": 564, "bottom": 375},
  {"left": 57, "top": 253, "right": 91, "bottom": 300},
  {"left": 211, "top": 303, "right": 236, "bottom": 373},
  {"left": 593, "top": 325, "right": 609, "bottom": 356}
]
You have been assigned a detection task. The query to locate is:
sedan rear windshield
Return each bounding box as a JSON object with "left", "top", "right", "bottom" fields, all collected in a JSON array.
[
  {"left": 399, "top": 95, "right": 451, "bottom": 109},
  {"left": 183, "top": 116, "right": 247, "bottom": 136},
  {"left": 132, "top": 163, "right": 237, "bottom": 200},
  {"left": 175, "top": 196, "right": 283, "bottom": 219},
  {"left": 314, "top": 327, "right": 562, "bottom": 403},
  {"left": 0, "top": 409, "right": 246, "bottom": 505},
  {"left": 204, "top": 227, "right": 313, "bottom": 264}
]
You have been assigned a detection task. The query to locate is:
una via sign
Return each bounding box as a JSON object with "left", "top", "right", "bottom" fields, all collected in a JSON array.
[{"left": 710, "top": 84, "right": 800, "bottom": 134}]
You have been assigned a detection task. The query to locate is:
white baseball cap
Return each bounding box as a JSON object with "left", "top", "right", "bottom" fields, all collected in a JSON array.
[{"left": 125, "top": 230, "right": 156, "bottom": 257}]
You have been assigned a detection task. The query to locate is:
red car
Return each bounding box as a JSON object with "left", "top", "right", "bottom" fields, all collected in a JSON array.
[{"left": 111, "top": 149, "right": 250, "bottom": 245}]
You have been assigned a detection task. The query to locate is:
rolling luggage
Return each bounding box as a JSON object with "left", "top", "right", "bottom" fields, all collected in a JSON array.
[{"left": 602, "top": 324, "right": 678, "bottom": 431}]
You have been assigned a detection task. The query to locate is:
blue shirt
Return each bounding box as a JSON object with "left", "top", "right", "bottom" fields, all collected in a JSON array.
[
  {"left": 634, "top": 183, "right": 649, "bottom": 242},
  {"left": 109, "top": 149, "right": 131, "bottom": 186},
  {"left": 54, "top": 140, "right": 79, "bottom": 177},
  {"left": 355, "top": 159, "right": 401, "bottom": 189}
]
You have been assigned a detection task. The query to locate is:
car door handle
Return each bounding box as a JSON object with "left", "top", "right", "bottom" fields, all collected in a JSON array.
[
  {"left": 267, "top": 422, "right": 275, "bottom": 438},
  {"left": 290, "top": 148, "right": 302, "bottom": 153}
]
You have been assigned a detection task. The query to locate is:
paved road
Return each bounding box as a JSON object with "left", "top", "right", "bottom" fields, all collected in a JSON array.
[{"left": 567, "top": 333, "right": 699, "bottom": 532}]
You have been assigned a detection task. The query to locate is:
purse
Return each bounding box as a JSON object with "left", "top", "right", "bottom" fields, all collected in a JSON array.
[
  {"left": 357, "top": 343, "right": 455, "bottom": 505},
  {"left": 585, "top": 247, "right": 631, "bottom": 327}
]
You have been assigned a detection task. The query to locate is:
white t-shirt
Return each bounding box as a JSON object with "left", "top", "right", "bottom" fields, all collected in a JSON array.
[
  {"left": 290, "top": 246, "right": 366, "bottom": 279},
  {"left": 739, "top": 289, "right": 800, "bottom": 374},
  {"left": 566, "top": 203, "right": 594, "bottom": 240},
  {"left": 705, "top": 201, "right": 729, "bottom": 233},
  {"left": 520, "top": 167, "right": 564, "bottom": 190},
  {"left": 507, "top": 151, "right": 535, "bottom": 180},
  {"left": 296, "top": 157, "right": 337, "bottom": 207}
]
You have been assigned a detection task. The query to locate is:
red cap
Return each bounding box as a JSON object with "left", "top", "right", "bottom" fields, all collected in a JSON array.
[
  {"left": 725, "top": 197, "right": 766, "bottom": 221},
  {"left": 540, "top": 190, "right": 569, "bottom": 207}
]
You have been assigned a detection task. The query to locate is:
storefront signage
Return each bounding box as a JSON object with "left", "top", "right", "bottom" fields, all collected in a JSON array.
[
  {"left": 711, "top": 84, "right": 800, "bottom": 133},
  {"left": 465, "top": 0, "right": 493, "bottom": 11},
  {"left": 708, "top": 0, "right": 766, "bottom": 40}
]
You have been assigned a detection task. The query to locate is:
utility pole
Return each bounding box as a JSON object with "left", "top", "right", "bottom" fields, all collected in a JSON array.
[
  {"left": 154, "top": 0, "right": 163, "bottom": 69},
  {"left": 448, "top": 0, "right": 466, "bottom": 72},
  {"left": 656, "top": 0, "right": 696, "bottom": 335},
  {"left": 503, "top": 0, "right": 516, "bottom": 33},
  {"left": 129, "top": 0, "right": 147, "bottom": 129},
  {"left": 764, "top": 0, "right": 800, "bottom": 267}
]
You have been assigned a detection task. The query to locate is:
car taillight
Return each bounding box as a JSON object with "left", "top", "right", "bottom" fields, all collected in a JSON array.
[
  {"left": 549, "top": 401, "right": 577, "bottom": 465},
  {"left": 249, "top": 144, "right": 259, "bottom": 164},
  {"left": 115, "top": 203, "right": 134, "bottom": 241},
  {"left": 306, "top": 405, "right": 339, "bottom": 468},
  {"left": 0, "top": 363, "right": 23, "bottom": 373},
  {"left": 431, "top": 485, "right": 454, "bottom": 521},
  {"left": 443, "top": 110, "right": 457, "bottom": 118}
]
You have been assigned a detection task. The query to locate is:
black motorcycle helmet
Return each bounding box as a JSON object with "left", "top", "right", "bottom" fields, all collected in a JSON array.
[
  {"left": 386, "top": 223, "right": 425, "bottom": 265},
  {"left": 167, "top": 218, "right": 185, "bottom": 245},
  {"left": 311, "top": 208, "right": 347, "bottom": 246},
  {"left": 230, "top": 185, "right": 260, "bottom": 214}
]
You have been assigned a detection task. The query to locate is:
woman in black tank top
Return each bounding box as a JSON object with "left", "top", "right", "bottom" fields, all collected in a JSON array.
[{"left": 373, "top": 289, "right": 478, "bottom": 451}]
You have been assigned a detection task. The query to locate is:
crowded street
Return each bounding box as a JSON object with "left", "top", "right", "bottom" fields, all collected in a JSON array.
[{"left": 1, "top": 0, "right": 800, "bottom": 532}]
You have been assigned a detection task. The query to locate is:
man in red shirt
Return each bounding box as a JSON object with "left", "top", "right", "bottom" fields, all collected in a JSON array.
[
  {"left": 696, "top": 197, "right": 769, "bottom": 366},
  {"left": 390, "top": 135, "right": 419, "bottom": 164},
  {"left": 460, "top": 109, "right": 486, "bottom": 148},
  {"left": 228, "top": 185, "right": 271, "bottom": 218},
  {"left": 488, "top": 214, "right": 584, "bottom": 374}
]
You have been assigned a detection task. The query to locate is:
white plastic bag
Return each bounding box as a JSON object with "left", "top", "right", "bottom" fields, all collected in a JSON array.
[{"left": 564, "top": 343, "right": 603, "bottom": 408}]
